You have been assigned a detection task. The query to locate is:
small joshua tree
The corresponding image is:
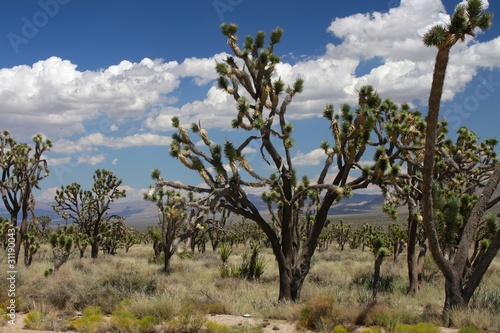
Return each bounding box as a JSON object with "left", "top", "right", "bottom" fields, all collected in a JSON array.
[{"left": 49, "top": 226, "right": 74, "bottom": 272}]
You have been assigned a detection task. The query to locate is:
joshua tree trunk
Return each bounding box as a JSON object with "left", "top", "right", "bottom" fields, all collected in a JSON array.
[
  {"left": 90, "top": 237, "right": 99, "bottom": 259},
  {"left": 407, "top": 239, "right": 427, "bottom": 295},
  {"left": 53, "top": 248, "right": 70, "bottom": 272},
  {"left": 163, "top": 246, "right": 174, "bottom": 273},
  {"left": 406, "top": 201, "right": 428, "bottom": 295},
  {"left": 373, "top": 255, "right": 384, "bottom": 300}
]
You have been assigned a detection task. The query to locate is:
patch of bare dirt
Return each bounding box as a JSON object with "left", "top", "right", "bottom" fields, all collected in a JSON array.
[{"left": 205, "top": 314, "right": 306, "bottom": 332}]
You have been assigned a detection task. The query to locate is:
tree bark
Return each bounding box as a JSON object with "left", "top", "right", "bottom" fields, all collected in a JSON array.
[
  {"left": 406, "top": 203, "right": 428, "bottom": 295},
  {"left": 422, "top": 44, "right": 456, "bottom": 286},
  {"left": 373, "top": 255, "right": 384, "bottom": 300},
  {"left": 443, "top": 278, "right": 465, "bottom": 326},
  {"left": 91, "top": 238, "right": 99, "bottom": 259}
]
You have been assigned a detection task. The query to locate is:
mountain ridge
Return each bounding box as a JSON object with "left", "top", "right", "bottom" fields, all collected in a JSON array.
[{"left": 0, "top": 193, "right": 385, "bottom": 229}]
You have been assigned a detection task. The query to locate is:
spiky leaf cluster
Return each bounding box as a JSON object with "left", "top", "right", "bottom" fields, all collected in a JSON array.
[{"left": 423, "top": 0, "right": 492, "bottom": 48}]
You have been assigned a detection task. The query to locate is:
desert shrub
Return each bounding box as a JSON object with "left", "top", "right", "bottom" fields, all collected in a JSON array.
[
  {"left": 358, "top": 328, "right": 384, "bottom": 333},
  {"left": 137, "top": 315, "right": 160, "bottom": 332},
  {"left": 333, "top": 324, "right": 350, "bottom": 333},
  {"left": 449, "top": 308, "right": 495, "bottom": 332},
  {"left": 229, "top": 246, "right": 266, "bottom": 280},
  {"left": 471, "top": 288, "right": 500, "bottom": 312},
  {"left": 298, "top": 294, "right": 357, "bottom": 331},
  {"left": 77, "top": 270, "right": 158, "bottom": 313},
  {"left": 148, "top": 252, "right": 164, "bottom": 265},
  {"left": 218, "top": 243, "right": 232, "bottom": 278},
  {"left": 357, "top": 302, "right": 419, "bottom": 330},
  {"left": 45, "top": 281, "right": 76, "bottom": 310},
  {"left": 178, "top": 250, "right": 194, "bottom": 260},
  {"left": 165, "top": 302, "right": 205, "bottom": 333},
  {"left": 110, "top": 309, "right": 139, "bottom": 332},
  {"left": 458, "top": 327, "right": 483, "bottom": 333},
  {"left": 72, "top": 259, "right": 93, "bottom": 274},
  {"left": 218, "top": 243, "right": 233, "bottom": 263},
  {"left": 118, "top": 295, "right": 178, "bottom": 321},
  {"left": 394, "top": 322, "right": 440, "bottom": 333},
  {"left": 101, "top": 271, "right": 157, "bottom": 295},
  {"left": 23, "top": 311, "right": 45, "bottom": 330},
  {"left": 298, "top": 294, "right": 335, "bottom": 330},
  {"left": 194, "top": 301, "right": 229, "bottom": 315},
  {"left": 205, "top": 320, "right": 231, "bottom": 333},
  {"left": 0, "top": 308, "right": 8, "bottom": 326},
  {"left": 70, "top": 306, "right": 109, "bottom": 333},
  {"left": 352, "top": 271, "right": 396, "bottom": 293}
]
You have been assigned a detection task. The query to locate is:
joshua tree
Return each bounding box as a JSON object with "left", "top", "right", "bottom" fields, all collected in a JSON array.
[
  {"left": 123, "top": 226, "right": 140, "bottom": 253},
  {"left": 366, "top": 228, "right": 391, "bottom": 300},
  {"left": 145, "top": 173, "right": 205, "bottom": 273},
  {"left": 155, "top": 24, "right": 426, "bottom": 301},
  {"left": 420, "top": 0, "right": 498, "bottom": 315},
  {"left": 379, "top": 110, "right": 498, "bottom": 295},
  {"left": 0, "top": 131, "right": 51, "bottom": 265},
  {"left": 100, "top": 215, "right": 127, "bottom": 255},
  {"left": 52, "top": 169, "right": 126, "bottom": 259},
  {"left": 49, "top": 225, "right": 75, "bottom": 272}
]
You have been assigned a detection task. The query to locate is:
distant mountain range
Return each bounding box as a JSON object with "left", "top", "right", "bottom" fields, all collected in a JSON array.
[{"left": 0, "top": 192, "right": 385, "bottom": 230}]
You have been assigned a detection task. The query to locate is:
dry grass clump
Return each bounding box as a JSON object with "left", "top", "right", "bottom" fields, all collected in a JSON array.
[
  {"left": 116, "top": 295, "right": 179, "bottom": 321},
  {"left": 297, "top": 293, "right": 361, "bottom": 332},
  {"left": 449, "top": 307, "right": 500, "bottom": 332},
  {"left": 17, "top": 252, "right": 160, "bottom": 313},
  {"left": 22, "top": 310, "right": 44, "bottom": 329}
]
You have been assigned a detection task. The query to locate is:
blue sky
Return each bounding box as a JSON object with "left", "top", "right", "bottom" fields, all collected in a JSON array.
[{"left": 1, "top": 0, "right": 499, "bottom": 203}]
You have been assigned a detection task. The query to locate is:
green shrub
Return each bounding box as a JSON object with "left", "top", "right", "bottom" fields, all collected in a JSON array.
[
  {"left": 359, "top": 328, "right": 384, "bottom": 333},
  {"left": 110, "top": 310, "right": 138, "bottom": 332},
  {"left": 83, "top": 305, "right": 103, "bottom": 316},
  {"left": 70, "top": 306, "right": 108, "bottom": 333},
  {"left": 352, "top": 272, "right": 395, "bottom": 293},
  {"left": 229, "top": 247, "right": 266, "bottom": 280},
  {"left": 359, "top": 303, "right": 419, "bottom": 329},
  {"left": 137, "top": 315, "right": 160, "bottom": 332},
  {"left": 218, "top": 243, "right": 233, "bottom": 263},
  {"left": 394, "top": 322, "right": 440, "bottom": 333},
  {"left": 0, "top": 308, "right": 9, "bottom": 326},
  {"left": 205, "top": 320, "right": 231, "bottom": 333},
  {"left": 23, "top": 311, "right": 45, "bottom": 330},
  {"left": 165, "top": 302, "right": 205, "bottom": 333},
  {"left": 148, "top": 252, "right": 165, "bottom": 265},
  {"left": 333, "top": 324, "right": 350, "bottom": 333},
  {"left": 458, "top": 327, "right": 484, "bottom": 333},
  {"left": 178, "top": 250, "right": 194, "bottom": 260}
]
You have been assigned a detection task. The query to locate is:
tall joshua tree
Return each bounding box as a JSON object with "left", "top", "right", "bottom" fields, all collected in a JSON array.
[
  {"left": 0, "top": 131, "right": 51, "bottom": 265},
  {"left": 156, "top": 24, "right": 426, "bottom": 301},
  {"left": 420, "top": 0, "right": 496, "bottom": 314}
]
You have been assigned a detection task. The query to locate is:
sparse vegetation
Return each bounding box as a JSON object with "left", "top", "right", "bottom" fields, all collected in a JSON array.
[
  {"left": 0, "top": 2, "right": 499, "bottom": 332},
  {"left": 22, "top": 311, "right": 45, "bottom": 330},
  {"left": 0, "top": 241, "right": 500, "bottom": 332}
]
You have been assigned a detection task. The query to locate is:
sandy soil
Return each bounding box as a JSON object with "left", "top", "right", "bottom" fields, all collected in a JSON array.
[
  {"left": 2, "top": 313, "right": 460, "bottom": 333},
  {"left": 2, "top": 313, "right": 303, "bottom": 333},
  {"left": 205, "top": 314, "right": 305, "bottom": 332}
]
